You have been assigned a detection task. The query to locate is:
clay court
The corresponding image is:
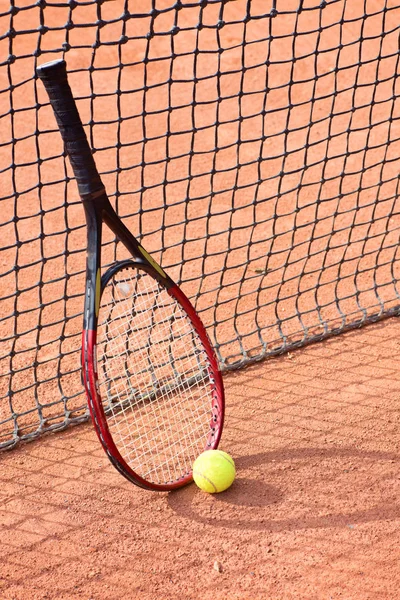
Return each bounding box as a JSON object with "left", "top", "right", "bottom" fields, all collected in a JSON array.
[
  {"left": 2, "top": 320, "right": 400, "bottom": 599},
  {"left": 1, "top": 0, "right": 400, "bottom": 598}
]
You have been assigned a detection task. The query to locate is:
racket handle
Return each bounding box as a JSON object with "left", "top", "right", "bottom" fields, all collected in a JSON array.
[{"left": 36, "top": 59, "right": 105, "bottom": 198}]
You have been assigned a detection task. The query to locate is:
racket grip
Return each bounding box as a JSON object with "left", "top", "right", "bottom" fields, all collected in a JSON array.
[{"left": 36, "top": 59, "right": 104, "bottom": 198}]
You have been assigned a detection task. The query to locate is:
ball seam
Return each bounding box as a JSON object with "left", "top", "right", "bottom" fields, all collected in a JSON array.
[
  {"left": 193, "top": 469, "right": 218, "bottom": 493},
  {"left": 219, "top": 453, "right": 235, "bottom": 469}
]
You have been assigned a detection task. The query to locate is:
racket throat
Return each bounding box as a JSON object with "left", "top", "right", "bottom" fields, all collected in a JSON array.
[{"left": 82, "top": 202, "right": 103, "bottom": 332}]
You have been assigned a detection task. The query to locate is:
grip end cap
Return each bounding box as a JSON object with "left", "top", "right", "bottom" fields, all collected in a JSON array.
[{"left": 37, "top": 59, "right": 67, "bottom": 81}]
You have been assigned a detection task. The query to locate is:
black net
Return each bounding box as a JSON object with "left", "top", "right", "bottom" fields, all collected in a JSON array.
[{"left": 1, "top": 0, "right": 400, "bottom": 450}]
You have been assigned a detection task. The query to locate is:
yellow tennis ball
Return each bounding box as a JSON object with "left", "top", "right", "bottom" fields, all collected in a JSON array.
[{"left": 192, "top": 450, "right": 236, "bottom": 493}]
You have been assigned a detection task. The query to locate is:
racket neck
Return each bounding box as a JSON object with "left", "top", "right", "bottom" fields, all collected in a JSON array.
[
  {"left": 82, "top": 197, "right": 103, "bottom": 332},
  {"left": 82, "top": 191, "right": 143, "bottom": 260},
  {"left": 82, "top": 192, "right": 175, "bottom": 326}
]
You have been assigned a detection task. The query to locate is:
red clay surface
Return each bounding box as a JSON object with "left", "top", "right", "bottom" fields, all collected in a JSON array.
[{"left": 1, "top": 316, "right": 400, "bottom": 599}]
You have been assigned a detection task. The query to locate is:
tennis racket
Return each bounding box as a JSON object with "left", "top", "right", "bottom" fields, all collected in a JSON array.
[{"left": 36, "top": 59, "right": 224, "bottom": 491}]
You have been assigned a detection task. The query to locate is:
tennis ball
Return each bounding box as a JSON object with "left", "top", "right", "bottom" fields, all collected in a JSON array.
[{"left": 192, "top": 449, "right": 236, "bottom": 493}]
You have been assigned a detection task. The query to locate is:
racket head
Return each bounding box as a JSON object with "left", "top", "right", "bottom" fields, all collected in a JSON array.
[{"left": 82, "top": 260, "right": 224, "bottom": 491}]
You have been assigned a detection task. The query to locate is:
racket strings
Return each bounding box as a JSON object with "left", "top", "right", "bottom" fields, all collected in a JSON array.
[
  {"left": 96, "top": 269, "right": 215, "bottom": 485},
  {"left": 100, "top": 282, "right": 204, "bottom": 387}
]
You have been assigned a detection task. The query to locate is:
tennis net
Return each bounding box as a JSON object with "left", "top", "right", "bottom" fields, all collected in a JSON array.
[{"left": 1, "top": 0, "right": 400, "bottom": 449}]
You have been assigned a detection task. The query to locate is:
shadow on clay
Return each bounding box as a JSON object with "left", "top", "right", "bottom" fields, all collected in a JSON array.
[{"left": 167, "top": 446, "right": 400, "bottom": 532}]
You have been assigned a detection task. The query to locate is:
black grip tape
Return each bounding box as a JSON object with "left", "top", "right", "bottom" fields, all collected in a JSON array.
[{"left": 37, "top": 59, "right": 104, "bottom": 198}]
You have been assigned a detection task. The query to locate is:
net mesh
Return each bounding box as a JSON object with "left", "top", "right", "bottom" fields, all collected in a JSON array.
[
  {"left": 2, "top": 0, "right": 400, "bottom": 450},
  {"left": 97, "top": 266, "right": 217, "bottom": 485}
]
